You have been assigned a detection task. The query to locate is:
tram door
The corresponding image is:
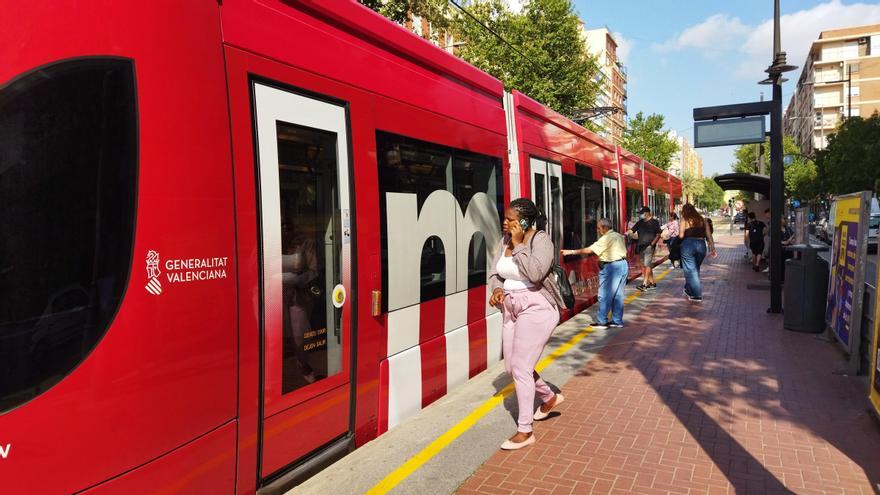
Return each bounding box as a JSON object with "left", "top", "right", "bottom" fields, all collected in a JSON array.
[
  {"left": 530, "top": 157, "right": 563, "bottom": 248},
  {"left": 252, "top": 82, "right": 354, "bottom": 476}
]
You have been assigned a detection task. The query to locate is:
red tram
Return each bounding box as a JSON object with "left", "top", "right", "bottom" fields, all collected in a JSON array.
[{"left": 0, "top": 1, "right": 680, "bottom": 493}]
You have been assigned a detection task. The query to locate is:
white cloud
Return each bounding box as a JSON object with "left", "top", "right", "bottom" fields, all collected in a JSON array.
[
  {"left": 655, "top": 1, "right": 880, "bottom": 78},
  {"left": 613, "top": 31, "right": 633, "bottom": 65},
  {"left": 652, "top": 14, "right": 750, "bottom": 55},
  {"left": 737, "top": 0, "right": 880, "bottom": 78}
]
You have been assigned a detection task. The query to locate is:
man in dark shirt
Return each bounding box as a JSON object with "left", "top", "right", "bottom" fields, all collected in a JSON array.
[{"left": 630, "top": 206, "right": 662, "bottom": 291}]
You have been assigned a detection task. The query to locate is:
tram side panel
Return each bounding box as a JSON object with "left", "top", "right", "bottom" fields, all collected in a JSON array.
[
  {"left": 0, "top": 2, "right": 238, "bottom": 494},
  {"left": 507, "top": 91, "right": 626, "bottom": 321},
  {"left": 374, "top": 116, "right": 509, "bottom": 433},
  {"left": 219, "top": 0, "right": 511, "bottom": 448},
  {"left": 617, "top": 150, "right": 648, "bottom": 277}
]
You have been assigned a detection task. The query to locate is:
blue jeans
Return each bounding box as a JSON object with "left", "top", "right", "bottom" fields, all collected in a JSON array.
[
  {"left": 597, "top": 260, "right": 628, "bottom": 325},
  {"left": 680, "top": 238, "right": 707, "bottom": 298}
]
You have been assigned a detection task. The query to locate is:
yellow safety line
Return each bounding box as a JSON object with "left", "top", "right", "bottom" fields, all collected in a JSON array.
[{"left": 365, "top": 266, "right": 675, "bottom": 494}]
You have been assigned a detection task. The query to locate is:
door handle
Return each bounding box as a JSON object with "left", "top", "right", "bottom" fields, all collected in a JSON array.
[{"left": 371, "top": 290, "right": 382, "bottom": 317}]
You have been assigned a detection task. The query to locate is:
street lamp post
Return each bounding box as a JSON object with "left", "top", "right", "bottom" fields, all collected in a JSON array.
[{"left": 759, "top": 0, "right": 798, "bottom": 314}]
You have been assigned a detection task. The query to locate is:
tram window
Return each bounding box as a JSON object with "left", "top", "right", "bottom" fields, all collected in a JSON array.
[
  {"left": 602, "top": 178, "right": 620, "bottom": 232},
  {"left": 562, "top": 175, "right": 602, "bottom": 257},
  {"left": 455, "top": 151, "right": 503, "bottom": 289},
  {"left": 377, "top": 134, "right": 451, "bottom": 210},
  {"left": 534, "top": 174, "right": 546, "bottom": 223},
  {"left": 625, "top": 188, "right": 643, "bottom": 227},
  {"left": 453, "top": 151, "right": 502, "bottom": 216},
  {"left": 377, "top": 132, "right": 503, "bottom": 309},
  {"left": 276, "top": 122, "right": 344, "bottom": 394},
  {"left": 549, "top": 174, "right": 561, "bottom": 246},
  {"left": 0, "top": 59, "right": 137, "bottom": 413},
  {"left": 467, "top": 232, "right": 487, "bottom": 288},
  {"left": 420, "top": 237, "right": 446, "bottom": 301}
]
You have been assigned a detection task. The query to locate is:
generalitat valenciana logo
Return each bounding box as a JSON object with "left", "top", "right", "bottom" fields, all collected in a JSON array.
[{"left": 145, "top": 250, "right": 162, "bottom": 295}]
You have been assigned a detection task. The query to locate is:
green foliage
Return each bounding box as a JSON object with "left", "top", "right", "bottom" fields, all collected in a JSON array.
[
  {"left": 815, "top": 112, "right": 880, "bottom": 196},
  {"left": 695, "top": 176, "right": 725, "bottom": 211},
  {"left": 729, "top": 135, "right": 821, "bottom": 201},
  {"left": 453, "top": 0, "right": 601, "bottom": 116},
  {"left": 784, "top": 158, "right": 819, "bottom": 201},
  {"left": 620, "top": 112, "right": 679, "bottom": 170},
  {"left": 364, "top": 0, "right": 601, "bottom": 117},
  {"left": 681, "top": 171, "right": 704, "bottom": 204},
  {"left": 362, "top": 0, "right": 451, "bottom": 32}
]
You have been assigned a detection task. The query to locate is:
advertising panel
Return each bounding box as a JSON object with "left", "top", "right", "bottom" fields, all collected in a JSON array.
[
  {"left": 870, "top": 245, "right": 880, "bottom": 416},
  {"left": 825, "top": 192, "right": 871, "bottom": 355}
]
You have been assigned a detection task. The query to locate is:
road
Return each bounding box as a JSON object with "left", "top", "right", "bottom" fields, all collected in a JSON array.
[{"left": 714, "top": 216, "right": 877, "bottom": 288}]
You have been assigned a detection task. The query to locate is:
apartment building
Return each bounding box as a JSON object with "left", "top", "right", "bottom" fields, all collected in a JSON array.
[
  {"left": 785, "top": 24, "right": 880, "bottom": 155},
  {"left": 582, "top": 26, "right": 628, "bottom": 144},
  {"left": 667, "top": 131, "right": 703, "bottom": 179}
]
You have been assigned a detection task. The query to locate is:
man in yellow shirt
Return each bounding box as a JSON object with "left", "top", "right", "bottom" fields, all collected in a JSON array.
[{"left": 561, "top": 218, "right": 628, "bottom": 329}]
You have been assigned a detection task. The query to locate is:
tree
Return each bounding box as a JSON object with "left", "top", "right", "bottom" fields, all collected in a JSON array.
[
  {"left": 361, "top": 0, "right": 451, "bottom": 28},
  {"left": 815, "top": 112, "right": 880, "bottom": 196},
  {"left": 620, "top": 112, "right": 679, "bottom": 170},
  {"left": 681, "top": 171, "right": 704, "bottom": 205},
  {"left": 452, "top": 0, "right": 601, "bottom": 116},
  {"left": 695, "top": 176, "right": 725, "bottom": 211},
  {"left": 364, "top": 0, "right": 601, "bottom": 117},
  {"left": 784, "top": 158, "right": 819, "bottom": 202},
  {"left": 729, "top": 135, "right": 819, "bottom": 201}
]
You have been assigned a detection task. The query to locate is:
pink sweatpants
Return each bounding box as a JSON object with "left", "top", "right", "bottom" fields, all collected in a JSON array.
[{"left": 502, "top": 288, "right": 560, "bottom": 433}]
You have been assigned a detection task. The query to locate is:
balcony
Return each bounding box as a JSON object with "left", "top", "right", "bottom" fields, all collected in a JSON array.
[{"left": 813, "top": 99, "right": 843, "bottom": 109}]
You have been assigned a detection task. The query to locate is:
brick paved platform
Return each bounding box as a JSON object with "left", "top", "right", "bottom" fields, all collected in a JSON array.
[{"left": 458, "top": 235, "right": 880, "bottom": 495}]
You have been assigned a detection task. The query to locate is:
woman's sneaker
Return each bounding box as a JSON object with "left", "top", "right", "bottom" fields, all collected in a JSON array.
[
  {"left": 647, "top": 283, "right": 657, "bottom": 290},
  {"left": 637, "top": 284, "right": 648, "bottom": 292}
]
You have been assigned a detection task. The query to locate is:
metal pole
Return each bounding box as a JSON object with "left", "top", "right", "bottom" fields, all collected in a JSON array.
[
  {"left": 769, "top": 79, "right": 784, "bottom": 313},
  {"left": 768, "top": 0, "right": 784, "bottom": 314},
  {"left": 847, "top": 64, "right": 852, "bottom": 119},
  {"left": 773, "top": 0, "right": 781, "bottom": 55}
]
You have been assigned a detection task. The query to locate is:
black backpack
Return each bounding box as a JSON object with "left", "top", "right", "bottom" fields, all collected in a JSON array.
[{"left": 530, "top": 233, "right": 575, "bottom": 310}]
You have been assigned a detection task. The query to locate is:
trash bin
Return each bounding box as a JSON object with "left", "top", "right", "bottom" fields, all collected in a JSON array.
[{"left": 784, "top": 244, "right": 830, "bottom": 333}]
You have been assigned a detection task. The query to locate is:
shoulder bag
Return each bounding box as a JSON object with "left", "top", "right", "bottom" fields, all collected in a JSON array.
[{"left": 530, "top": 233, "right": 575, "bottom": 309}]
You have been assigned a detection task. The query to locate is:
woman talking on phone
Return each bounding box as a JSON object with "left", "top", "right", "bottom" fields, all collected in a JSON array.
[{"left": 487, "top": 198, "right": 567, "bottom": 450}]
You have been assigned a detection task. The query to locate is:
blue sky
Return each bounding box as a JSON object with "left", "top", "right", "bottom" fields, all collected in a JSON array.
[{"left": 570, "top": 0, "right": 880, "bottom": 176}]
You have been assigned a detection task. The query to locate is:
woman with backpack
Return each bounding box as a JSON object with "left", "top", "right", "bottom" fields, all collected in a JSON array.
[{"left": 487, "top": 198, "right": 568, "bottom": 451}]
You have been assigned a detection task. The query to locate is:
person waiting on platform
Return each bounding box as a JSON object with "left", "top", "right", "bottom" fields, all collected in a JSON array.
[{"left": 561, "top": 218, "right": 627, "bottom": 329}]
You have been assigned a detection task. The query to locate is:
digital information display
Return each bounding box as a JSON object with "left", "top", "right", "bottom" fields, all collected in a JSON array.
[{"left": 694, "top": 116, "right": 766, "bottom": 148}]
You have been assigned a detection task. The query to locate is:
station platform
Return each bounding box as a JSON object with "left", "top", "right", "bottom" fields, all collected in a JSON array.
[{"left": 291, "top": 234, "right": 880, "bottom": 495}]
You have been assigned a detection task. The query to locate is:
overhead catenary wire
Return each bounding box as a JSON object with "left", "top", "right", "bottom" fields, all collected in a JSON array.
[{"left": 446, "top": 0, "right": 547, "bottom": 77}]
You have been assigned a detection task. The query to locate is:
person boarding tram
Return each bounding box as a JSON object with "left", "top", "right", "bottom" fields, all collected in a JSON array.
[{"left": 561, "top": 218, "right": 628, "bottom": 330}]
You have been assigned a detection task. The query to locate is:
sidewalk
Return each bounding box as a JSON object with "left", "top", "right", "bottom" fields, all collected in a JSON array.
[{"left": 458, "top": 234, "right": 880, "bottom": 495}]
